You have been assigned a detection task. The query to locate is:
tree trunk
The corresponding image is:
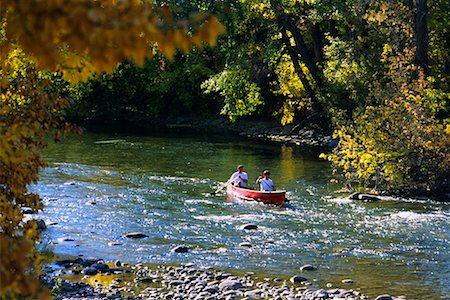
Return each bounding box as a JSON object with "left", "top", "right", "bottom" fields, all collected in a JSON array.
[
  {"left": 414, "top": 0, "right": 428, "bottom": 71},
  {"left": 280, "top": 30, "right": 322, "bottom": 113},
  {"left": 270, "top": 0, "right": 322, "bottom": 86},
  {"left": 309, "top": 22, "right": 324, "bottom": 65}
]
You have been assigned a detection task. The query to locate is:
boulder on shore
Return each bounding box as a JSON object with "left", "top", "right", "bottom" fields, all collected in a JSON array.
[
  {"left": 82, "top": 267, "right": 98, "bottom": 276},
  {"left": 91, "top": 262, "right": 109, "bottom": 272},
  {"left": 219, "top": 279, "right": 244, "bottom": 291}
]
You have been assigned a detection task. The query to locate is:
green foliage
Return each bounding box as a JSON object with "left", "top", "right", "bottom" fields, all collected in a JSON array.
[
  {"left": 323, "top": 48, "right": 449, "bottom": 193},
  {"left": 322, "top": 36, "right": 373, "bottom": 109},
  {"left": 201, "top": 66, "right": 263, "bottom": 121},
  {"left": 70, "top": 48, "right": 223, "bottom": 122}
]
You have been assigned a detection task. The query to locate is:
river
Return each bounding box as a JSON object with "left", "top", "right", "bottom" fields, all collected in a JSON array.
[{"left": 33, "top": 131, "right": 450, "bottom": 299}]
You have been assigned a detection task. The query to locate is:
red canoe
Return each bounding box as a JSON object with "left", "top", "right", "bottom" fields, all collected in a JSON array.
[{"left": 226, "top": 185, "right": 286, "bottom": 206}]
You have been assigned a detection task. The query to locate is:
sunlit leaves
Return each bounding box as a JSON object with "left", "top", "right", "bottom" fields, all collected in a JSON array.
[
  {"left": 2, "top": 0, "right": 225, "bottom": 80},
  {"left": 0, "top": 234, "right": 50, "bottom": 299},
  {"left": 0, "top": 47, "right": 78, "bottom": 299},
  {"left": 274, "top": 54, "right": 312, "bottom": 124},
  {"left": 324, "top": 48, "right": 450, "bottom": 192},
  {"left": 202, "top": 67, "right": 263, "bottom": 121}
]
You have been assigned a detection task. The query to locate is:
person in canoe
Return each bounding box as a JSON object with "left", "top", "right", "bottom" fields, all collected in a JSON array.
[
  {"left": 229, "top": 164, "right": 249, "bottom": 188},
  {"left": 256, "top": 169, "right": 276, "bottom": 191}
]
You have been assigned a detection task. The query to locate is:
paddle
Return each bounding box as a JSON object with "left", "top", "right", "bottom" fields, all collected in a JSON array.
[{"left": 213, "top": 179, "right": 233, "bottom": 195}]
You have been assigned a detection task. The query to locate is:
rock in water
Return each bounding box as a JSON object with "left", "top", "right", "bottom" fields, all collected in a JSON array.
[
  {"left": 171, "top": 246, "right": 188, "bottom": 253},
  {"left": 108, "top": 242, "right": 122, "bottom": 246},
  {"left": 290, "top": 275, "right": 308, "bottom": 284},
  {"left": 124, "top": 232, "right": 148, "bottom": 238},
  {"left": 239, "top": 242, "right": 252, "bottom": 248},
  {"left": 375, "top": 295, "right": 394, "bottom": 300},
  {"left": 342, "top": 279, "right": 354, "bottom": 284},
  {"left": 37, "top": 219, "right": 47, "bottom": 230},
  {"left": 349, "top": 192, "right": 380, "bottom": 202},
  {"left": 60, "top": 238, "right": 75, "bottom": 242},
  {"left": 239, "top": 224, "right": 258, "bottom": 230},
  {"left": 300, "top": 264, "right": 316, "bottom": 271},
  {"left": 359, "top": 194, "right": 380, "bottom": 202}
]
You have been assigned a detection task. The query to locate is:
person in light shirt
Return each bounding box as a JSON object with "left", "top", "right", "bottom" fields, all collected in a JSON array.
[
  {"left": 228, "top": 165, "right": 249, "bottom": 188},
  {"left": 256, "top": 169, "right": 275, "bottom": 191}
]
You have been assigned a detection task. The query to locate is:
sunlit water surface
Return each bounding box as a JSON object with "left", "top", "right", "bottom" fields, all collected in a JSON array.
[{"left": 33, "top": 132, "right": 449, "bottom": 299}]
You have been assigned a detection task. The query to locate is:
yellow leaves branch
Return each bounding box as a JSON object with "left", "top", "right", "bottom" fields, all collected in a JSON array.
[{"left": 2, "top": 0, "right": 225, "bottom": 80}]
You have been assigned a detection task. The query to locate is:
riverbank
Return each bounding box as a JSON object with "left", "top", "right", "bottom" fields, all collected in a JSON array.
[
  {"left": 43, "top": 256, "right": 400, "bottom": 300},
  {"left": 73, "top": 116, "right": 336, "bottom": 148}
]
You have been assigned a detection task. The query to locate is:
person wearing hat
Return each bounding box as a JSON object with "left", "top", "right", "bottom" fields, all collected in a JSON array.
[
  {"left": 256, "top": 169, "right": 275, "bottom": 191},
  {"left": 228, "top": 165, "right": 249, "bottom": 188}
]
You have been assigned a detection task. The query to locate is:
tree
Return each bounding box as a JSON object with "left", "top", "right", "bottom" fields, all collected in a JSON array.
[
  {"left": 0, "top": 1, "right": 225, "bottom": 298},
  {"left": 414, "top": 0, "right": 429, "bottom": 70},
  {"left": 321, "top": 0, "right": 449, "bottom": 194},
  {"left": 0, "top": 47, "right": 76, "bottom": 299}
]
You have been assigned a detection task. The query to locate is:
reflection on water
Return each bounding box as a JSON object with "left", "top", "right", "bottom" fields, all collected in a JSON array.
[
  {"left": 33, "top": 132, "right": 450, "bottom": 299},
  {"left": 279, "top": 145, "right": 298, "bottom": 182}
]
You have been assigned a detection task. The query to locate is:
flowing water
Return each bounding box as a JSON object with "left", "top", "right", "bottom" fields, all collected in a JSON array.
[{"left": 34, "top": 131, "right": 449, "bottom": 299}]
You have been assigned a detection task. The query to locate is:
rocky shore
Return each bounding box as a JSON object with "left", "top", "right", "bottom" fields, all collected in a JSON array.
[
  {"left": 81, "top": 116, "right": 335, "bottom": 149},
  {"left": 164, "top": 118, "right": 336, "bottom": 148},
  {"left": 42, "top": 257, "right": 400, "bottom": 300}
]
